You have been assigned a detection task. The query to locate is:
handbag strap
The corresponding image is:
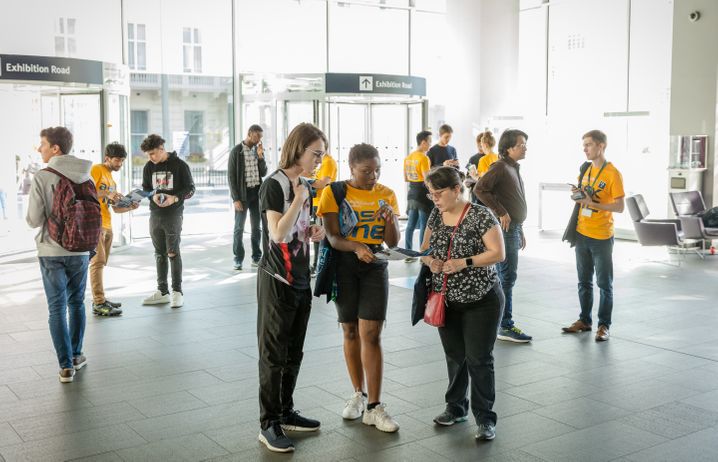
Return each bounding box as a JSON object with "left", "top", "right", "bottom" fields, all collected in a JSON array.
[{"left": 440, "top": 202, "right": 471, "bottom": 292}]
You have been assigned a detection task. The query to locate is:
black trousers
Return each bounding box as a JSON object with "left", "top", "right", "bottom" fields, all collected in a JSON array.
[
  {"left": 149, "top": 212, "right": 183, "bottom": 294},
  {"left": 256, "top": 270, "right": 312, "bottom": 429},
  {"left": 438, "top": 283, "right": 504, "bottom": 426},
  {"left": 233, "top": 186, "right": 262, "bottom": 263}
]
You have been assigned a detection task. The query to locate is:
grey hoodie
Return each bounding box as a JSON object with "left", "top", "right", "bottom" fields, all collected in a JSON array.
[{"left": 26, "top": 154, "right": 93, "bottom": 257}]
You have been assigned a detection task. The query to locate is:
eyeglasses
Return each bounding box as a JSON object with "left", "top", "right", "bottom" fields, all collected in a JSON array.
[
  {"left": 309, "top": 149, "right": 325, "bottom": 159},
  {"left": 426, "top": 188, "right": 449, "bottom": 200}
]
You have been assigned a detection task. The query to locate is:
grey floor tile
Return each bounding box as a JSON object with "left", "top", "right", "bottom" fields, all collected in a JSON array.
[
  {"left": 0, "top": 424, "right": 146, "bottom": 462},
  {"left": 533, "top": 397, "right": 631, "bottom": 429},
  {"left": 356, "top": 443, "right": 451, "bottom": 461},
  {"left": 503, "top": 376, "right": 602, "bottom": 406},
  {"left": 127, "top": 390, "right": 208, "bottom": 418},
  {"left": 622, "top": 426, "right": 718, "bottom": 462},
  {"left": 115, "top": 433, "right": 228, "bottom": 462},
  {"left": 10, "top": 401, "right": 145, "bottom": 442},
  {"left": 0, "top": 423, "right": 21, "bottom": 447},
  {"left": 589, "top": 380, "right": 701, "bottom": 412},
  {"left": 680, "top": 389, "right": 718, "bottom": 413},
  {"left": 66, "top": 452, "right": 124, "bottom": 462},
  {"left": 521, "top": 421, "right": 667, "bottom": 462},
  {"left": 619, "top": 401, "right": 718, "bottom": 439}
]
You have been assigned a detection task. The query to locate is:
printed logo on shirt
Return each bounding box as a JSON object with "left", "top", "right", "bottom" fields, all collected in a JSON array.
[
  {"left": 152, "top": 171, "right": 173, "bottom": 190},
  {"left": 598, "top": 180, "right": 606, "bottom": 189}
]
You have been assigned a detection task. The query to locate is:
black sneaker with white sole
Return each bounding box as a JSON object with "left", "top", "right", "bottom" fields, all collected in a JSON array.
[
  {"left": 433, "top": 410, "right": 469, "bottom": 426},
  {"left": 258, "top": 421, "right": 295, "bottom": 453},
  {"left": 281, "top": 410, "right": 320, "bottom": 432},
  {"left": 105, "top": 299, "right": 122, "bottom": 308},
  {"left": 92, "top": 302, "right": 122, "bottom": 317}
]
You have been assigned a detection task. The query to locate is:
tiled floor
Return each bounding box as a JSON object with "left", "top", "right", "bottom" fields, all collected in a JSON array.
[{"left": 1, "top": 229, "right": 717, "bottom": 461}]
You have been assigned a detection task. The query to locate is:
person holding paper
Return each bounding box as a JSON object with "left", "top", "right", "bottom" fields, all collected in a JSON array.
[
  {"left": 89, "top": 143, "right": 138, "bottom": 316},
  {"left": 256, "top": 123, "right": 326, "bottom": 453},
  {"left": 317, "top": 143, "right": 401, "bottom": 433}
]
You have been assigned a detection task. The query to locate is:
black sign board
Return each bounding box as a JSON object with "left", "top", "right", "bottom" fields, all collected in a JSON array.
[
  {"left": 325, "top": 73, "right": 426, "bottom": 96},
  {"left": 0, "top": 54, "right": 103, "bottom": 85}
]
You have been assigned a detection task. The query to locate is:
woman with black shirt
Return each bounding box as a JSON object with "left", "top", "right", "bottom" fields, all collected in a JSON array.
[
  {"left": 256, "top": 123, "right": 326, "bottom": 453},
  {"left": 420, "top": 166, "right": 506, "bottom": 441},
  {"left": 317, "top": 143, "right": 401, "bottom": 433}
]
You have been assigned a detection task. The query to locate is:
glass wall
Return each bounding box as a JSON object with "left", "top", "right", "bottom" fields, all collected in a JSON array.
[{"left": 124, "top": 0, "right": 234, "bottom": 238}]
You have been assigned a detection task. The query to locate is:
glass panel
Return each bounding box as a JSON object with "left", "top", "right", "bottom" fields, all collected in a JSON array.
[
  {"left": 58, "top": 17, "right": 64, "bottom": 34},
  {"left": 128, "top": 22, "right": 135, "bottom": 40},
  {"left": 67, "top": 38, "right": 76, "bottom": 55},
  {"left": 126, "top": 0, "right": 234, "bottom": 238},
  {"left": 414, "top": 0, "right": 446, "bottom": 12},
  {"left": 235, "top": 0, "right": 325, "bottom": 73},
  {"left": 328, "top": 3, "right": 408, "bottom": 74},
  {"left": 329, "top": 103, "right": 367, "bottom": 181},
  {"left": 67, "top": 18, "right": 76, "bottom": 35},
  {"left": 194, "top": 46, "right": 202, "bottom": 73},
  {"left": 54, "top": 36, "right": 65, "bottom": 54},
  {"left": 371, "top": 104, "right": 408, "bottom": 215},
  {"left": 286, "top": 101, "right": 314, "bottom": 129},
  {"left": 136, "top": 42, "right": 146, "bottom": 70},
  {"left": 61, "top": 94, "right": 102, "bottom": 162}
]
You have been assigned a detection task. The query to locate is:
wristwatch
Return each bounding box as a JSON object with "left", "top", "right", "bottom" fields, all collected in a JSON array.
[{"left": 465, "top": 257, "right": 474, "bottom": 267}]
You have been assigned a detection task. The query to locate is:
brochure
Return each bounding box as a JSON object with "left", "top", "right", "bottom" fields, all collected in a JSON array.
[
  {"left": 374, "top": 247, "right": 432, "bottom": 261},
  {"left": 115, "top": 189, "right": 153, "bottom": 208}
]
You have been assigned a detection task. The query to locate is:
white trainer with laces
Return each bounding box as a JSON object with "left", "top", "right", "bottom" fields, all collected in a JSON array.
[
  {"left": 143, "top": 290, "right": 170, "bottom": 305},
  {"left": 342, "top": 391, "right": 366, "bottom": 420},
  {"left": 362, "top": 403, "right": 399, "bottom": 432},
  {"left": 170, "top": 291, "right": 184, "bottom": 308}
]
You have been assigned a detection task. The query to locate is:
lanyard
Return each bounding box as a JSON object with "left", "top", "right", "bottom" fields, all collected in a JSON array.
[{"left": 585, "top": 161, "right": 608, "bottom": 190}]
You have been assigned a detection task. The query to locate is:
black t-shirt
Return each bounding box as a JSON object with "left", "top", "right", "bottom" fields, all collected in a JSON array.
[
  {"left": 259, "top": 170, "right": 312, "bottom": 289},
  {"left": 427, "top": 144, "right": 458, "bottom": 167},
  {"left": 142, "top": 151, "right": 196, "bottom": 216}
]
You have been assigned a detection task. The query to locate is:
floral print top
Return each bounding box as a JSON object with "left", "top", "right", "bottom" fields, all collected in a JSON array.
[{"left": 427, "top": 203, "right": 499, "bottom": 303}]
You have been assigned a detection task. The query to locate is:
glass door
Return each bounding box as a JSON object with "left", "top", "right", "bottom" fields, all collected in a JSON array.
[
  {"left": 328, "top": 103, "right": 368, "bottom": 181},
  {"left": 60, "top": 94, "right": 103, "bottom": 162},
  {"left": 370, "top": 104, "right": 408, "bottom": 215}
]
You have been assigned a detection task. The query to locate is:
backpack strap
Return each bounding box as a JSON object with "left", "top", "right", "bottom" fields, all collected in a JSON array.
[
  {"left": 578, "top": 161, "right": 591, "bottom": 183},
  {"left": 329, "top": 180, "right": 347, "bottom": 207},
  {"left": 44, "top": 167, "right": 69, "bottom": 181}
]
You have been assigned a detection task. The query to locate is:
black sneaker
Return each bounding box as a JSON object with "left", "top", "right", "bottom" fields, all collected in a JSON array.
[
  {"left": 475, "top": 423, "right": 496, "bottom": 441},
  {"left": 433, "top": 410, "right": 469, "bottom": 426},
  {"left": 92, "top": 302, "right": 122, "bottom": 317},
  {"left": 105, "top": 300, "right": 122, "bottom": 308},
  {"left": 258, "top": 421, "right": 295, "bottom": 453},
  {"left": 233, "top": 261, "right": 242, "bottom": 271},
  {"left": 281, "top": 410, "right": 321, "bottom": 432}
]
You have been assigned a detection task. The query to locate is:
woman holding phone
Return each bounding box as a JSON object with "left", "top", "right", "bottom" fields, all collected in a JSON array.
[{"left": 317, "top": 143, "right": 401, "bottom": 433}]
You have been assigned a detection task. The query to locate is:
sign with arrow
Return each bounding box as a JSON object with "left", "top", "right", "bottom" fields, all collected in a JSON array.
[{"left": 325, "top": 73, "right": 426, "bottom": 96}]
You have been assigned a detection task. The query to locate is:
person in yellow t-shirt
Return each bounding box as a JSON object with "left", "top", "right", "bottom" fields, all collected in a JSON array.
[
  {"left": 562, "top": 130, "right": 625, "bottom": 342},
  {"left": 317, "top": 143, "right": 401, "bottom": 433},
  {"left": 89, "top": 143, "right": 139, "bottom": 317},
  {"left": 403, "top": 130, "right": 433, "bottom": 255},
  {"left": 310, "top": 152, "right": 338, "bottom": 272},
  {"left": 477, "top": 131, "right": 498, "bottom": 176}
]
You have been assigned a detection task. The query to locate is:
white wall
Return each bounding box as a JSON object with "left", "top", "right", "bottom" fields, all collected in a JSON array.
[
  {"left": 670, "top": 0, "right": 718, "bottom": 207},
  {"left": 0, "top": 0, "right": 122, "bottom": 63}
]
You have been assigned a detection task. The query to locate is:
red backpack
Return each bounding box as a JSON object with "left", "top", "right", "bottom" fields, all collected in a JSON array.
[{"left": 45, "top": 167, "right": 102, "bottom": 252}]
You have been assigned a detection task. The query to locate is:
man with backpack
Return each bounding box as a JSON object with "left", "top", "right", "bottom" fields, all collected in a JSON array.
[{"left": 26, "top": 126, "right": 100, "bottom": 383}]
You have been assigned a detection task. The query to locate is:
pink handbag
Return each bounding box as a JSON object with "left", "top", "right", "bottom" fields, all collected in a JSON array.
[{"left": 424, "top": 203, "right": 470, "bottom": 327}]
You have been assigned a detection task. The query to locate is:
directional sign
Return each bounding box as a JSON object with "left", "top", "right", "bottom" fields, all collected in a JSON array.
[
  {"left": 325, "top": 73, "right": 426, "bottom": 96},
  {"left": 0, "top": 54, "right": 103, "bottom": 85}
]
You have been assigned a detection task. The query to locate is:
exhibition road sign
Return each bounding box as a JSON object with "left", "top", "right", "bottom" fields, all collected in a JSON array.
[
  {"left": 325, "top": 73, "right": 426, "bottom": 96},
  {"left": 0, "top": 54, "right": 103, "bottom": 85}
]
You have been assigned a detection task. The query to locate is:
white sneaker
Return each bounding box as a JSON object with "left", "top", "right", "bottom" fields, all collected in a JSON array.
[
  {"left": 362, "top": 403, "right": 399, "bottom": 432},
  {"left": 143, "top": 290, "right": 170, "bottom": 305},
  {"left": 170, "top": 292, "right": 184, "bottom": 308},
  {"left": 342, "top": 391, "right": 366, "bottom": 420}
]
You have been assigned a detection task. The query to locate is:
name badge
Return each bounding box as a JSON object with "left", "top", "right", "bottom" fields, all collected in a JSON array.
[{"left": 581, "top": 207, "right": 593, "bottom": 218}]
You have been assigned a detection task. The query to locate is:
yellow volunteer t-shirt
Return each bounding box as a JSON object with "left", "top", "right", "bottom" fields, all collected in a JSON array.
[
  {"left": 317, "top": 182, "right": 400, "bottom": 245},
  {"left": 477, "top": 152, "right": 499, "bottom": 175},
  {"left": 404, "top": 150, "right": 431, "bottom": 182},
  {"left": 576, "top": 162, "right": 625, "bottom": 240},
  {"left": 312, "top": 154, "right": 338, "bottom": 207},
  {"left": 90, "top": 164, "right": 116, "bottom": 229}
]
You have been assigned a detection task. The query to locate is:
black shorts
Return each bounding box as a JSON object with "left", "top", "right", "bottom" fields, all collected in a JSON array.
[{"left": 334, "top": 249, "right": 389, "bottom": 323}]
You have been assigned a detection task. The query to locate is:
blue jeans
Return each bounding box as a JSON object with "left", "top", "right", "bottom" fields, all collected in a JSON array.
[
  {"left": 575, "top": 233, "right": 614, "bottom": 327},
  {"left": 497, "top": 224, "right": 521, "bottom": 329},
  {"left": 405, "top": 207, "right": 428, "bottom": 251},
  {"left": 39, "top": 255, "right": 89, "bottom": 369}
]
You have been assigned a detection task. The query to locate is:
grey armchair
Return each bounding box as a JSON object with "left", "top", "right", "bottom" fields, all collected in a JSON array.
[
  {"left": 678, "top": 215, "right": 718, "bottom": 254},
  {"left": 626, "top": 195, "right": 695, "bottom": 261},
  {"left": 626, "top": 194, "right": 682, "bottom": 232},
  {"left": 669, "top": 191, "right": 706, "bottom": 216}
]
